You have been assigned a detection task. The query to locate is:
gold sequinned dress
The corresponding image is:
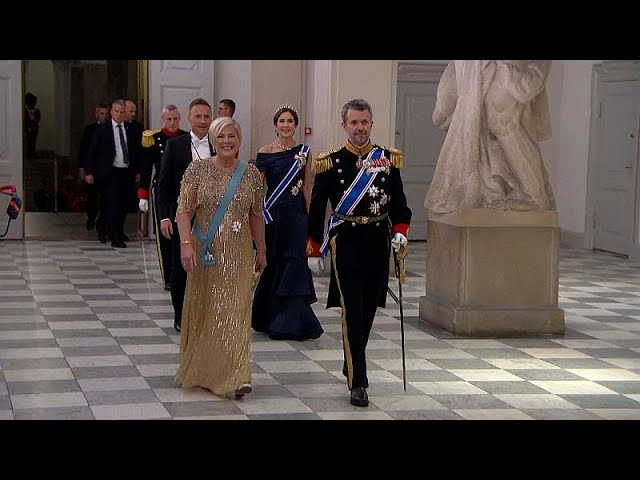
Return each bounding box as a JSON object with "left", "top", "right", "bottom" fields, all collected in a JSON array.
[{"left": 174, "top": 158, "right": 263, "bottom": 397}]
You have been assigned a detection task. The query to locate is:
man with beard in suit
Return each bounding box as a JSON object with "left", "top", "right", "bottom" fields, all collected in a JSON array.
[{"left": 158, "top": 98, "right": 213, "bottom": 332}]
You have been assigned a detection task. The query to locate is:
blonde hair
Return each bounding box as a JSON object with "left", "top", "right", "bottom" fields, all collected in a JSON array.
[{"left": 208, "top": 116, "right": 242, "bottom": 144}]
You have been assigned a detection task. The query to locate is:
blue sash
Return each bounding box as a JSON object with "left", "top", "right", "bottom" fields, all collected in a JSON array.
[
  {"left": 263, "top": 144, "right": 310, "bottom": 224},
  {"left": 319, "top": 147, "right": 382, "bottom": 256},
  {"left": 193, "top": 161, "right": 248, "bottom": 265}
]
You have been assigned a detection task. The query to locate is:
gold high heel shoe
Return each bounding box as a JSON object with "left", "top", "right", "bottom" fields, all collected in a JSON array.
[{"left": 234, "top": 384, "right": 252, "bottom": 398}]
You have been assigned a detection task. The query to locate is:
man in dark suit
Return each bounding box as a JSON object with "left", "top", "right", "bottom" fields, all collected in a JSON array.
[
  {"left": 85, "top": 99, "right": 140, "bottom": 248},
  {"left": 158, "top": 98, "right": 213, "bottom": 332},
  {"left": 138, "top": 104, "right": 187, "bottom": 291},
  {"left": 78, "top": 103, "right": 110, "bottom": 233}
]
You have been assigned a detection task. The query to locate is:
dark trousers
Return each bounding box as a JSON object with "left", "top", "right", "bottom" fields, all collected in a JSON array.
[
  {"left": 26, "top": 130, "right": 38, "bottom": 158},
  {"left": 86, "top": 182, "right": 99, "bottom": 225},
  {"left": 330, "top": 227, "right": 389, "bottom": 389},
  {"left": 170, "top": 219, "right": 187, "bottom": 326},
  {"left": 106, "top": 167, "right": 132, "bottom": 242},
  {"left": 151, "top": 182, "right": 172, "bottom": 284}
]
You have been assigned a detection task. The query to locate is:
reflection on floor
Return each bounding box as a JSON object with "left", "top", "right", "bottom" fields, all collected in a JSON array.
[
  {"left": 0, "top": 240, "right": 639, "bottom": 420},
  {"left": 25, "top": 212, "right": 142, "bottom": 240}
]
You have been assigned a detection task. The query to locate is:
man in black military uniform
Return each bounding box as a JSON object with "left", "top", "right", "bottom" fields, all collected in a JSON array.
[
  {"left": 307, "top": 98, "right": 411, "bottom": 407},
  {"left": 138, "top": 104, "right": 187, "bottom": 291}
]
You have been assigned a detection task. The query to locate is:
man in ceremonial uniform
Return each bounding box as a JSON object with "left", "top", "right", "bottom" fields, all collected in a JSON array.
[
  {"left": 307, "top": 98, "right": 411, "bottom": 407},
  {"left": 138, "top": 104, "right": 187, "bottom": 291}
]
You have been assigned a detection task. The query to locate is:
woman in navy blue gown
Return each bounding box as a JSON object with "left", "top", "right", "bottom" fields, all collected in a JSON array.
[{"left": 251, "top": 105, "right": 324, "bottom": 341}]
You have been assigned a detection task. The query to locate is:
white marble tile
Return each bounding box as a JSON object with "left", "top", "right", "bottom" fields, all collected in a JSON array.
[
  {"left": 4, "top": 368, "right": 75, "bottom": 382},
  {"left": 48, "top": 321, "right": 104, "bottom": 330},
  {"left": 520, "top": 348, "right": 592, "bottom": 359},
  {"left": 589, "top": 409, "right": 640, "bottom": 420},
  {"left": 98, "top": 313, "right": 151, "bottom": 321},
  {"left": 66, "top": 355, "right": 133, "bottom": 367},
  {"left": 412, "top": 381, "right": 489, "bottom": 395},
  {"left": 549, "top": 339, "right": 619, "bottom": 349},
  {"left": 318, "top": 411, "right": 393, "bottom": 420},
  {"left": 495, "top": 394, "right": 580, "bottom": 410},
  {"left": 120, "top": 344, "right": 179, "bottom": 355},
  {"left": 531, "top": 380, "right": 617, "bottom": 395},
  {"left": 91, "top": 403, "right": 171, "bottom": 420},
  {"left": 578, "top": 330, "right": 640, "bottom": 340},
  {"left": 78, "top": 377, "right": 151, "bottom": 392},
  {"left": 136, "top": 364, "right": 178, "bottom": 377},
  {"left": 249, "top": 342, "right": 294, "bottom": 352},
  {"left": 371, "top": 394, "right": 447, "bottom": 411},
  {"left": 108, "top": 328, "right": 165, "bottom": 337},
  {"left": 300, "top": 349, "right": 344, "bottom": 361},
  {"left": 176, "top": 415, "right": 249, "bottom": 420},
  {"left": 0, "top": 330, "right": 54, "bottom": 340},
  {"left": 567, "top": 369, "right": 640, "bottom": 381},
  {"left": 449, "top": 369, "right": 524, "bottom": 382},
  {"left": 485, "top": 358, "right": 559, "bottom": 370},
  {"left": 235, "top": 397, "right": 313, "bottom": 415},
  {"left": 12, "top": 392, "right": 88, "bottom": 409},
  {"left": 56, "top": 337, "right": 118, "bottom": 347},
  {"left": 601, "top": 358, "right": 640, "bottom": 369},
  {"left": 410, "top": 348, "right": 477, "bottom": 359},
  {"left": 0, "top": 315, "right": 47, "bottom": 324},
  {"left": 0, "top": 347, "right": 63, "bottom": 359},
  {"left": 285, "top": 383, "right": 347, "bottom": 398},
  {"left": 371, "top": 358, "right": 440, "bottom": 371},
  {"left": 40, "top": 307, "right": 94, "bottom": 315},
  {"left": 444, "top": 339, "right": 510, "bottom": 349},
  {"left": 257, "top": 360, "right": 326, "bottom": 373},
  {"left": 454, "top": 409, "right": 533, "bottom": 420}
]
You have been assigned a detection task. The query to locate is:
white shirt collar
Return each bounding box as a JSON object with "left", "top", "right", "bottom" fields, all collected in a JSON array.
[{"left": 190, "top": 131, "right": 208, "bottom": 145}]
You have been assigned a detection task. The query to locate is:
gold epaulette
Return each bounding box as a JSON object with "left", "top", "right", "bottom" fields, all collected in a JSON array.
[
  {"left": 141, "top": 129, "right": 161, "bottom": 148},
  {"left": 385, "top": 146, "right": 404, "bottom": 169},
  {"left": 312, "top": 151, "right": 333, "bottom": 174}
]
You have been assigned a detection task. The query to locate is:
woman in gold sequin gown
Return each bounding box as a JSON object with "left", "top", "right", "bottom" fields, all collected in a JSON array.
[{"left": 174, "top": 117, "right": 266, "bottom": 398}]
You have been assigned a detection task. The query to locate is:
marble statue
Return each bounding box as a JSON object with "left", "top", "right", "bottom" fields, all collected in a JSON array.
[{"left": 425, "top": 60, "right": 556, "bottom": 213}]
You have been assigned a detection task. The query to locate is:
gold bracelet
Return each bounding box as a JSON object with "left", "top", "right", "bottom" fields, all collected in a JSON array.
[{"left": 180, "top": 240, "right": 192, "bottom": 245}]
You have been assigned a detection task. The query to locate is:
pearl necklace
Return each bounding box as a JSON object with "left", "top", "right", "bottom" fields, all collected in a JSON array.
[{"left": 275, "top": 140, "right": 294, "bottom": 151}]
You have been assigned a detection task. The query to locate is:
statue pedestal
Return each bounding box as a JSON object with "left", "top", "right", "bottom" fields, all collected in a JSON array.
[{"left": 419, "top": 209, "right": 564, "bottom": 337}]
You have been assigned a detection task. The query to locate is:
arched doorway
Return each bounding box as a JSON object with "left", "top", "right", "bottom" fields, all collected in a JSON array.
[{"left": 23, "top": 59, "right": 148, "bottom": 239}]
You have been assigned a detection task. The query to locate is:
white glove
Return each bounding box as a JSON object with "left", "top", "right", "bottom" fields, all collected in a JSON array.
[
  {"left": 308, "top": 257, "right": 325, "bottom": 273},
  {"left": 139, "top": 199, "right": 149, "bottom": 212},
  {"left": 391, "top": 233, "right": 407, "bottom": 252}
]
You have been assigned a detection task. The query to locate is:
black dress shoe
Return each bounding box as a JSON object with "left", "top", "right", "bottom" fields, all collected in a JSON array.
[
  {"left": 98, "top": 233, "right": 107, "bottom": 244},
  {"left": 342, "top": 363, "right": 368, "bottom": 388},
  {"left": 164, "top": 282, "right": 172, "bottom": 291},
  {"left": 111, "top": 240, "right": 127, "bottom": 248},
  {"left": 86, "top": 219, "right": 95, "bottom": 231},
  {"left": 350, "top": 387, "right": 369, "bottom": 407},
  {"left": 174, "top": 322, "right": 181, "bottom": 332}
]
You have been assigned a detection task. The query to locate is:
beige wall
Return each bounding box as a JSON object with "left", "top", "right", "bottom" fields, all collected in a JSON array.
[{"left": 250, "top": 61, "right": 305, "bottom": 159}]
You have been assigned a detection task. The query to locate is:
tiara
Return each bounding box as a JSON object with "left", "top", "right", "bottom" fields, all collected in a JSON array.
[{"left": 274, "top": 104, "right": 298, "bottom": 116}]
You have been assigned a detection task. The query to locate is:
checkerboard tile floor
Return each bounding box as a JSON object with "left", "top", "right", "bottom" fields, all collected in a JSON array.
[{"left": 1, "top": 240, "right": 640, "bottom": 420}]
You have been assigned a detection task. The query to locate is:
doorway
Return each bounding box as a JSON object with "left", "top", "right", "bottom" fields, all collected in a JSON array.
[
  {"left": 394, "top": 61, "right": 448, "bottom": 241},
  {"left": 22, "top": 60, "right": 148, "bottom": 239},
  {"left": 587, "top": 61, "right": 640, "bottom": 257}
]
